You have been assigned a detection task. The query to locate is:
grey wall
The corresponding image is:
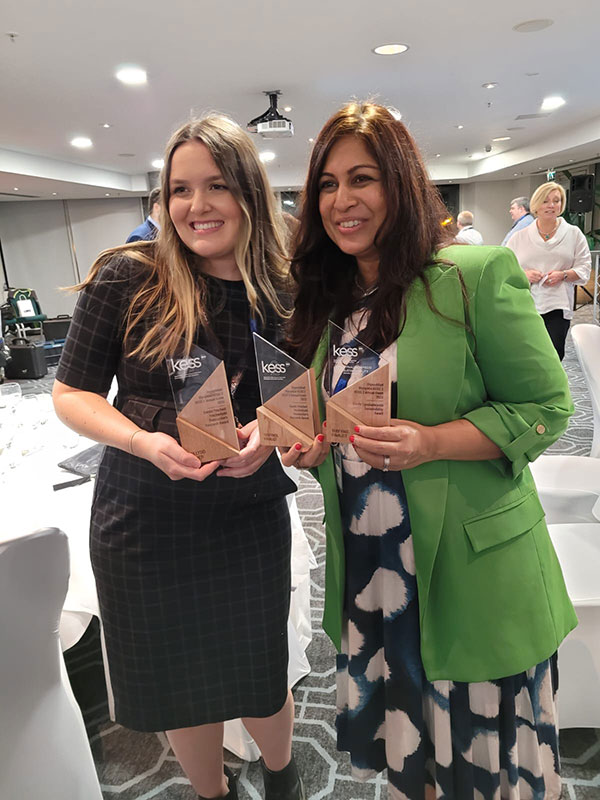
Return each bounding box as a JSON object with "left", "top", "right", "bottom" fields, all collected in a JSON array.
[{"left": 0, "top": 197, "right": 143, "bottom": 317}]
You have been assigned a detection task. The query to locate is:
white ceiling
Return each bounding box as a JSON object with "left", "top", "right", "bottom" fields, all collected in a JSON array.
[{"left": 1, "top": 0, "right": 599, "bottom": 200}]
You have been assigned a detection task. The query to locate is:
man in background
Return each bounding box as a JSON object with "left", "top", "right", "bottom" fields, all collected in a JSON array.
[
  {"left": 501, "top": 196, "right": 534, "bottom": 246},
  {"left": 455, "top": 210, "right": 483, "bottom": 245},
  {"left": 126, "top": 187, "right": 161, "bottom": 243}
]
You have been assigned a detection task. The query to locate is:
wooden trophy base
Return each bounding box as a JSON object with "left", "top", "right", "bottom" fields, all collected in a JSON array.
[
  {"left": 257, "top": 405, "right": 315, "bottom": 448},
  {"left": 326, "top": 362, "right": 390, "bottom": 444},
  {"left": 176, "top": 417, "right": 240, "bottom": 462}
]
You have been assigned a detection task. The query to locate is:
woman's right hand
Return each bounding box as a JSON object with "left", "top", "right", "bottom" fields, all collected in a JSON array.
[
  {"left": 132, "top": 430, "right": 221, "bottom": 482},
  {"left": 524, "top": 268, "right": 543, "bottom": 284},
  {"left": 280, "top": 425, "right": 330, "bottom": 469}
]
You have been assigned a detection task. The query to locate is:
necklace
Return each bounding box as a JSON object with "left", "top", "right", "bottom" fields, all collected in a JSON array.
[
  {"left": 354, "top": 273, "right": 378, "bottom": 297},
  {"left": 537, "top": 219, "right": 558, "bottom": 241}
]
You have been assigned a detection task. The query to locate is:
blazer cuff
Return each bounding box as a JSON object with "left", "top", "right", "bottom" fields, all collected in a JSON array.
[{"left": 463, "top": 406, "right": 551, "bottom": 478}]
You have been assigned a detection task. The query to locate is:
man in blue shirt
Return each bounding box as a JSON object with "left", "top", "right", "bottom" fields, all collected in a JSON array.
[
  {"left": 501, "top": 196, "right": 534, "bottom": 246},
  {"left": 126, "top": 187, "right": 161, "bottom": 242}
]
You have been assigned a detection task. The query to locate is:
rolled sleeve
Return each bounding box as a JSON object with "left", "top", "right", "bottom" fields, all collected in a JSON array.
[
  {"left": 461, "top": 248, "right": 573, "bottom": 478},
  {"left": 571, "top": 228, "right": 592, "bottom": 284}
]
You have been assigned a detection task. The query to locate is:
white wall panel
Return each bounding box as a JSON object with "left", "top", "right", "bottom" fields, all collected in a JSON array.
[
  {"left": 0, "top": 200, "right": 76, "bottom": 317},
  {"left": 67, "top": 198, "right": 143, "bottom": 278}
]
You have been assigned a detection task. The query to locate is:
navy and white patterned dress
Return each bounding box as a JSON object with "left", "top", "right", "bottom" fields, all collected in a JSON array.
[{"left": 329, "top": 314, "right": 561, "bottom": 800}]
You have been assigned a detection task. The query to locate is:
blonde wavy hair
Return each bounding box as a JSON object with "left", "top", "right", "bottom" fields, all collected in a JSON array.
[
  {"left": 75, "top": 114, "right": 290, "bottom": 366},
  {"left": 530, "top": 180, "right": 566, "bottom": 217}
]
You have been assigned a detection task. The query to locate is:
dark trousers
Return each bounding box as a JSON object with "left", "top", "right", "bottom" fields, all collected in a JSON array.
[{"left": 541, "top": 309, "right": 571, "bottom": 361}]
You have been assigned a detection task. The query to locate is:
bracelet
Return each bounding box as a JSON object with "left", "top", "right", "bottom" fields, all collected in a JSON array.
[{"left": 128, "top": 429, "right": 143, "bottom": 455}]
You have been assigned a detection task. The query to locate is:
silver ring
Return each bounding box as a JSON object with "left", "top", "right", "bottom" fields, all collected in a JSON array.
[{"left": 382, "top": 455, "right": 390, "bottom": 472}]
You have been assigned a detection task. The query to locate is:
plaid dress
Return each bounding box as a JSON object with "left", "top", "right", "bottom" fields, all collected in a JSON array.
[{"left": 57, "top": 255, "right": 295, "bottom": 731}]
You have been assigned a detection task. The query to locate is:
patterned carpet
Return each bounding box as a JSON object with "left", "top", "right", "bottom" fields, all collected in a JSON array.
[{"left": 20, "top": 309, "right": 600, "bottom": 799}]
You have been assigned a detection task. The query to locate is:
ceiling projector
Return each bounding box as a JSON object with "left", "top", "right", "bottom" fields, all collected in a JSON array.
[{"left": 247, "top": 90, "right": 294, "bottom": 138}]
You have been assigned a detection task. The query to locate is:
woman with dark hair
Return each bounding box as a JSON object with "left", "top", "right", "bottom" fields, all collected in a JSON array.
[
  {"left": 53, "top": 115, "right": 305, "bottom": 800},
  {"left": 283, "top": 102, "right": 576, "bottom": 799}
]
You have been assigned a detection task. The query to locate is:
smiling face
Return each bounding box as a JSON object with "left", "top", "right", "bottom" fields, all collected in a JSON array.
[
  {"left": 318, "top": 135, "right": 387, "bottom": 270},
  {"left": 168, "top": 140, "right": 243, "bottom": 278},
  {"left": 538, "top": 189, "right": 562, "bottom": 222}
]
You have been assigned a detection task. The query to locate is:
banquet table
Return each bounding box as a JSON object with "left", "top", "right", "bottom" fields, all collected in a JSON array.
[{"left": 0, "top": 392, "right": 316, "bottom": 760}]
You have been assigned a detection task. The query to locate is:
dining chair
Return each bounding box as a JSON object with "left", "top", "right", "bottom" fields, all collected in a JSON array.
[{"left": 0, "top": 528, "right": 103, "bottom": 800}]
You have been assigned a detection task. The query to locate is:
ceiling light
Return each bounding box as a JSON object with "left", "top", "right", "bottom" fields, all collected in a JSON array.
[
  {"left": 105, "top": 193, "right": 110, "bottom": 196},
  {"left": 514, "top": 173, "right": 519, "bottom": 176},
  {"left": 52, "top": 192, "right": 57, "bottom": 196},
  {"left": 100, "top": 123, "right": 112, "bottom": 128},
  {"left": 455, "top": 125, "right": 464, "bottom": 130},
  {"left": 283, "top": 106, "right": 292, "bottom": 112},
  {"left": 372, "top": 43, "right": 409, "bottom": 56},
  {"left": 283, "top": 199, "right": 294, "bottom": 206},
  {"left": 308, "top": 138, "right": 314, "bottom": 143},
  {"left": 13, "top": 187, "right": 18, "bottom": 191},
  {"left": 259, "top": 151, "right": 276, "bottom": 163},
  {"left": 435, "top": 153, "right": 441, "bottom": 158},
  {"left": 482, "top": 82, "right": 498, "bottom": 89},
  {"left": 513, "top": 19, "right": 554, "bottom": 33},
  {"left": 151, "top": 158, "right": 164, "bottom": 169},
  {"left": 71, "top": 136, "right": 92, "bottom": 149},
  {"left": 541, "top": 96, "right": 565, "bottom": 111},
  {"left": 116, "top": 66, "right": 147, "bottom": 85},
  {"left": 492, "top": 136, "right": 511, "bottom": 142}
]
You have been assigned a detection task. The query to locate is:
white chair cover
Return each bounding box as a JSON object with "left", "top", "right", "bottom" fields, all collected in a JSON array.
[
  {"left": 0, "top": 528, "right": 103, "bottom": 799},
  {"left": 571, "top": 324, "right": 600, "bottom": 457},
  {"left": 530, "top": 454, "right": 600, "bottom": 524},
  {"left": 548, "top": 523, "right": 600, "bottom": 728}
]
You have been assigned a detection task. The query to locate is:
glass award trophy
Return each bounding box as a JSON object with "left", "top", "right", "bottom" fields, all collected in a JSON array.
[
  {"left": 166, "top": 344, "right": 240, "bottom": 462},
  {"left": 253, "top": 333, "right": 320, "bottom": 448},
  {"left": 326, "top": 320, "right": 391, "bottom": 443}
]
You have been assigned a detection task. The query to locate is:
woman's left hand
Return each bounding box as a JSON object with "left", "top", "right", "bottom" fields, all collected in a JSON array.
[
  {"left": 216, "top": 419, "right": 274, "bottom": 478},
  {"left": 350, "top": 420, "right": 436, "bottom": 471},
  {"left": 544, "top": 270, "right": 566, "bottom": 287}
]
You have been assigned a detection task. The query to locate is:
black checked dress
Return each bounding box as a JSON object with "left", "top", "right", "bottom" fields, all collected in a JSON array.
[{"left": 56, "top": 255, "right": 296, "bottom": 732}]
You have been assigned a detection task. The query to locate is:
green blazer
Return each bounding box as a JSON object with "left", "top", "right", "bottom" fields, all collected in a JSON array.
[{"left": 312, "top": 245, "right": 577, "bottom": 683}]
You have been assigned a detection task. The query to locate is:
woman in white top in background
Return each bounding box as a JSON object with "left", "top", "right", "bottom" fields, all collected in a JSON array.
[{"left": 507, "top": 181, "right": 591, "bottom": 360}]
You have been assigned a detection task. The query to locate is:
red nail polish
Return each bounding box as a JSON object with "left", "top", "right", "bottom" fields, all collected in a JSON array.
[
  {"left": 317, "top": 434, "right": 325, "bottom": 443},
  {"left": 295, "top": 443, "right": 302, "bottom": 451},
  {"left": 323, "top": 421, "right": 327, "bottom": 427},
  {"left": 349, "top": 435, "right": 355, "bottom": 443},
  {"left": 354, "top": 426, "right": 360, "bottom": 433}
]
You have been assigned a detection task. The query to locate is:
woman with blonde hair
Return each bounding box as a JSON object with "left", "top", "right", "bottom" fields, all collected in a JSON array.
[
  {"left": 53, "top": 115, "right": 305, "bottom": 800},
  {"left": 507, "top": 180, "right": 591, "bottom": 360}
]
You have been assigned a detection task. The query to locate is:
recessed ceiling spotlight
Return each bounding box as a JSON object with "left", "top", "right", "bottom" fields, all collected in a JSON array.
[
  {"left": 308, "top": 138, "right": 314, "bottom": 143},
  {"left": 514, "top": 173, "right": 519, "bottom": 176},
  {"left": 372, "top": 43, "right": 409, "bottom": 56},
  {"left": 116, "top": 65, "right": 147, "bottom": 85},
  {"left": 448, "top": 180, "right": 453, "bottom": 183},
  {"left": 71, "top": 136, "right": 93, "bottom": 149},
  {"left": 52, "top": 192, "right": 57, "bottom": 196},
  {"left": 435, "top": 153, "right": 441, "bottom": 158},
  {"left": 283, "top": 106, "right": 292, "bottom": 112},
  {"left": 13, "top": 187, "right": 19, "bottom": 191},
  {"left": 513, "top": 19, "right": 553, "bottom": 33},
  {"left": 455, "top": 125, "right": 464, "bottom": 130},
  {"left": 105, "top": 193, "right": 110, "bottom": 196},
  {"left": 482, "top": 82, "right": 498, "bottom": 89},
  {"left": 541, "top": 95, "right": 565, "bottom": 111},
  {"left": 569, "top": 159, "right": 574, "bottom": 163},
  {"left": 151, "top": 158, "right": 164, "bottom": 169},
  {"left": 259, "top": 151, "right": 276, "bottom": 163},
  {"left": 492, "top": 136, "right": 511, "bottom": 141},
  {"left": 100, "top": 123, "right": 112, "bottom": 128}
]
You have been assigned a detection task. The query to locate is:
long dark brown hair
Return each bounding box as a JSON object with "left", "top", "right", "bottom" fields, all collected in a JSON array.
[{"left": 287, "top": 101, "right": 456, "bottom": 364}]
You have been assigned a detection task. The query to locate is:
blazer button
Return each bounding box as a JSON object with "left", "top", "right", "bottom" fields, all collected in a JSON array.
[{"left": 536, "top": 424, "right": 546, "bottom": 434}]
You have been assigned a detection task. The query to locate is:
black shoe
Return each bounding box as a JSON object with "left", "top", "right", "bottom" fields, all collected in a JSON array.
[
  {"left": 197, "top": 765, "right": 238, "bottom": 799},
  {"left": 260, "top": 756, "right": 305, "bottom": 800}
]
